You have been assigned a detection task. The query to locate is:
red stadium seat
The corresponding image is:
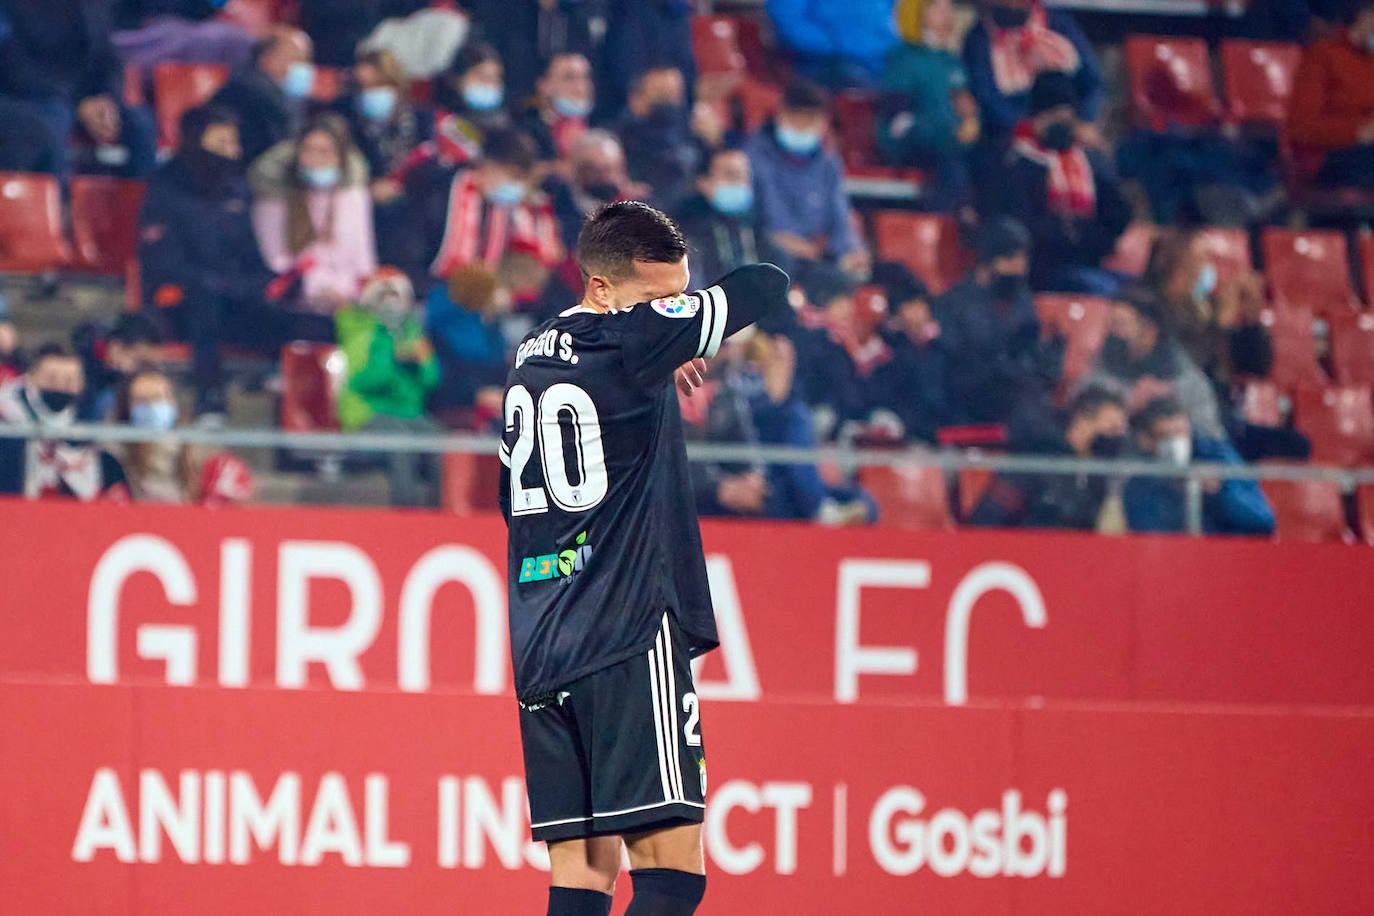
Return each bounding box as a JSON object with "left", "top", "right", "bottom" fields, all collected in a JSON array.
[
  {"left": 958, "top": 467, "right": 995, "bottom": 521},
  {"left": 1329, "top": 312, "right": 1374, "bottom": 387},
  {"left": 0, "top": 172, "right": 72, "bottom": 273},
  {"left": 69, "top": 177, "right": 146, "bottom": 277},
  {"left": 310, "top": 65, "right": 344, "bottom": 102},
  {"left": 1193, "top": 226, "right": 1253, "bottom": 283},
  {"left": 1034, "top": 294, "right": 1111, "bottom": 390},
  {"left": 1260, "top": 476, "right": 1354, "bottom": 543},
  {"left": 872, "top": 211, "right": 965, "bottom": 295},
  {"left": 154, "top": 62, "right": 230, "bottom": 149},
  {"left": 860, "top": 465, "right": 952, "bottom": 530},
  {"left": 1293, "top": 385, "right": 1374, "bottom": 467},
  {"left": 123, "top": 62, "right": 145, "bottom": 108},
  {"left": 1357, "top": 232, "right": 1374, "bottom": 304},
  {"left": 1357, "top": 485, "right": 1374, "bottom": 545},
  {"left": 1124, "top": 35, "right": 1222, "bottom": 131},
  {"left": 731, "top": 16, "right": 769, "bottom": 78},
  {"left": 833, "top": 90, "right": 880, "bottom": 169},
  {"left": 735, "top": 78, "right": 782, "bottom": 132},
  {"left": 1101, "top": 222, "right": 1155, "bottom": 276},
  {"left": 1221, "top": 40, "right": 1301, "bottom": 127},
  {"left": 441, "top": 452, "right": 502, "bottom": 515},
  {"left": 280, "top": 342, "right": 342, "bottom": 432},
  {"left": 1259, "top": 304, "right": 1325, "bottom": 390},
  {"left": 1260, "top": 228, "right": 1359, "bottom": 317},
  {"left": 1239, "top": 379, "right": 1286, "bottom": 427},
  {"left": 692, "top": 16, "right": 748, "bottom": 75}
]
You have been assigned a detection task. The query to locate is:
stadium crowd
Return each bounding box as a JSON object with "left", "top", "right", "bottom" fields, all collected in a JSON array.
[{"left": 3, "top": 0, "right": 1374, "bottom": 538}]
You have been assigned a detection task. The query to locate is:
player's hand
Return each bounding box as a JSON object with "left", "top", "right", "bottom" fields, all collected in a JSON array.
[
  {"left": 718, "top": 472, "right": 767, "bottom": 514},
  {"left": 675, "top": 357, "right": 707, "bottom": 397}
]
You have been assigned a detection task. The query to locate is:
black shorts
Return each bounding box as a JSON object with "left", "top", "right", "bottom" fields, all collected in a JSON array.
[{"left": 519, "top": 612, "right": 707, "bottom": 843}]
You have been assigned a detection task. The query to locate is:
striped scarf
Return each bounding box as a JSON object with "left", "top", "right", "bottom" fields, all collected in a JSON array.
[
  {"left": 430, "top": 171, "right": 561, "bottom": 278},
  {"left": 988, "top": 4, "right": 1081, "bottom": 97},
  {"left": 1011, "top": 121, "right": 1096, "bottom": 217}
]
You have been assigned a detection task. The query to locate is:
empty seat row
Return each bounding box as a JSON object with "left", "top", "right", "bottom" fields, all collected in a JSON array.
[
  {"left": 1125, "top": 36, "right": 1300, "bottom": 131},
  {"left": 0, "top": 173, "right": 144, "bottom": 277}
]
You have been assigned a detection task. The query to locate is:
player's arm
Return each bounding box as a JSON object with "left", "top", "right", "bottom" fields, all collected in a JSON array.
[{"left": 621, "top": 263, "right": 790, "bottom": 389}]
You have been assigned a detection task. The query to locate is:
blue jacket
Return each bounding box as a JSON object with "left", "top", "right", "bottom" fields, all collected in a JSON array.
[
  {"left": 767, "top": 0, "right": 899, "bottom": 80},
  {"left": 1124, "top": 437, "right": 1276, "bottom": 536},
  {"left": 961, "top": 11, "right": 1103, "bottom": 137},
  {"left": 745, "top": 123, "right": 860, "bottom": 258}
]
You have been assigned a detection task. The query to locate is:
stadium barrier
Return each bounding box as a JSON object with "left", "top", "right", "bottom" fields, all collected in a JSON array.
[{"left": 1, "top": 500, "right": 1372, "bottom": 913}]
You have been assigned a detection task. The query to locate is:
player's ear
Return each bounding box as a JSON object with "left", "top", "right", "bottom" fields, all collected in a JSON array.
[{"left": 584, "top": 274, "right": 614, "bottom": 309}]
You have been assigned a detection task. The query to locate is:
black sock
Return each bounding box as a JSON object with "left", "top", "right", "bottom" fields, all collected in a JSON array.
[
  {"left": 547, "top": 886, "right": 613, "bottom": 916},
  {"left": 624, "top": 868, "right": 706, "bottom": 915}
]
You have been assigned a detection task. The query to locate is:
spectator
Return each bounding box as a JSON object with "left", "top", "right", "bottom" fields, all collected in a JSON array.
[
  {"left": 961, "top": 0, "right": 1102, "bottom": 149},
  {"left": 788, "top": 268, "right": 873, "bottom": 433},
  {"left": 1123, "top": 396, "right": 1275, "bottom": 536},
  {"left": 0, "top": 0, "right": 157, "bottom": 178},
  {"left": 432, "top": 40, "right": 510, "bottom": 139},
  {"left": 357, "top": 1, "right": 470, "bottom": 79},
  {"left": 466, "top": 0, "right": 602, "bottom": 104},
  {"left": 931, "top": 217, "right": 1062, "bottom": 425},
  {"left": 616, "top": 65, "right": 700, "bottom": 211},
  {"left": 969, "top": 386, "right": 1126, "bottom": 530},
  {"left": 139, "top": 104, "right": 279, "bottom": 419},
  {"left": 335, "top": 48, "right": 435, "bottom": 184},
  {"left": 426, "top": 127, "right": 562, "bottom": 281},
  {"left": 870, "top": 261, "right": 948, "bottom": 443},
  {"left": 71, "top": 313, "right": 161, "bottom": 422},
  {"left": 250, "top": 112, "right": 378, "bottom": 339},
  {"left": 1077, "top": 289, "right": 1228, "bottom": 442},
  {"left": 516, "top": 52, "right": 595, "bottom": 162},
  {"left": 686, "top": 328, "right": 875, "bottom": 524},
  {"left": 767, "top": 0, "right": 899, "bottom": 88},
  {"left": 1288, "top": 0, "right": 1374, "bottom": 188},
  {"left": 113, "top": 0, "right": 256, "bottom": 78},
  {"left": 0, "top": 344, "right": 128, "bottom": 500},
  {"left": 877, "top": 0, "right": 978, "bottom": 210},
  {"left": 548, "top": 129, "right": 643, "bottom": 253},
  {"left": 992, "top": 71, "right": 1131, "bottom": 295},
  {"left": 112, "top": 365, "right": 255, "bottom": 504},
  {"left": 337, "top": 269, "right": 441, "bottom": 507},
  {"left": 745, "top": 78, "right": 866, "bottom": 280},
  {"left": 675, "top": 146, "right": 779, "bottom": 290},
  {"left": 210, "top": 26, "right": 315, "bottom": 163},
  {"left": 599, "top": 0, "right": 697, "bottom": 119}
]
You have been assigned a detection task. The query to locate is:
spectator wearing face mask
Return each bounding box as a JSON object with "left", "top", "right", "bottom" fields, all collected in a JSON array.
[
  {"left": 465, "top": 0, "right": 601, "bottom": 104},
  {"left": 546, "top": 129, "right": 644, "bottom": 253},
  {"left": 112, "top": 365, "right": 255, "bottom": 505},
  {"left": 336, "top": 269, "right": 441, "bottom": 507},
  {"left": 599, "top": 0, "right": 697, "bottom": 119},
  {"left": 968, "top": 386, "right": 1126, "bottom": 530},
  {"left": 1077, "top": 290, "right": 1228, "bottom": 442},
  {"left": 432, "top": 41, "right": 510, "bottom": 143},
  {"left": 931, "top": 217, "right": 1062, "bottom": 426},
  {"left": 71, "top": 313, "right": 162, "bottom": 423},
  {"left": 674, "top": 146, "right": 778, "bottom": 290},
  {"left": 210, "top": 26, "right": 316, "bottom": 163},
  {"left": 0, "top": 344, "right": 128, "bottom": 500},
  {"left": 1122, "top": 396, "right": 1274, "bottom": 536},
  {"left": 250, "top": 112, "right": 378, "bottom": 339},
  {"left": 990, "top": 71, "right": 1131, "bottom": 295},
  {"left": 877, "top": 0, "right": 978, "bottom": 209},
  {"left": 746, "top": 78, "right": 868, "bottom": 279},
  {"left": 139, "top": 104, "right": 279, "bottom": 419},
  {"left": 616, "top": 65, "right": 700, "bottom": 212},
  {"left": 516, "top": 52, "right": 595, "bottom": 162},
  {"left": 1288, "top": 0, "right": 1374, "bottom": 188},
  {"left": 870, "top": 261, "right": 948, "bottom": 444}
]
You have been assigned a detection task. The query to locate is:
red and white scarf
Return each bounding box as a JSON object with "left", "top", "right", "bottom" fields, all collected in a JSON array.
[
  {"left": 1011, "top": 121, "right": 1096, "bottom": 217},
  {"left": 430, "top": 171, "right": 562, "bottom": 278},
  {"left": 988, "top": 3, "right": 1081, "bottom": 97}
]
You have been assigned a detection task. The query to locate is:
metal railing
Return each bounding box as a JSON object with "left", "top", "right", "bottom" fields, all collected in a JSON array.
[{"left": 4, "top": 421, "right": 1373, "bottom": 535}]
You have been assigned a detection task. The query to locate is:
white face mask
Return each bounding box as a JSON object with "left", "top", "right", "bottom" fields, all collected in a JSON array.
[{"left": 1157, "top": 435, "right": 1192, "bottom": 465}]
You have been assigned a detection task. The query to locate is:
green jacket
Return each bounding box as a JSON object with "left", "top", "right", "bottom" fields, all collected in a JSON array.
[
  {"left": 336, "top": 308, "right": 440, "bottom": 432},
  {"left": 878, "top": 42, "right": 969, "bottom": 161}
]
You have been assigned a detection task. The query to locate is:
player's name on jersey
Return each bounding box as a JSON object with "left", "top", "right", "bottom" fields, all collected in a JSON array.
[{"left": 515, "top": 328, "right": 578, "bottom": 369}]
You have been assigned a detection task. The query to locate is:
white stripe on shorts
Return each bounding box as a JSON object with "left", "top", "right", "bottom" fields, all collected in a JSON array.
[{"left": 647, "top": 642, "right": 674, "bottom": 802}]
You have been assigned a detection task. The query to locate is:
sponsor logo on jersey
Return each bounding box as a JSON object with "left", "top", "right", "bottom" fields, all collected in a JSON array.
[
  {"left": 650, "top": 293, "right": 700, "bottom": 319},
  {"left": 519, "top": 530, "right": 594, "bottom": 583}
]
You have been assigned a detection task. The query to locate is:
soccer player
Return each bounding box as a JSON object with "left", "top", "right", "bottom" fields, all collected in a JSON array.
[{"left": 500, "top": 201, "right": 789, "bottom": 916}]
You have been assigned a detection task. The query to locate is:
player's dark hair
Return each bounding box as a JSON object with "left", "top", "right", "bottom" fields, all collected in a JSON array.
[
  {"left": 484, "top": 127, "right": 538, "bottom": 171},
  {"left": 782, "top": 77, "right": 830, "bottom": 113},
  {"left": 1131, "top": 396, "right": 1187, "bottom": 437},
  {"left": 1068, "top": 386, "right": 1125, "bottom": 424},
  {"left": 576, "top": 201, "right": 688, "bottom": 281}
]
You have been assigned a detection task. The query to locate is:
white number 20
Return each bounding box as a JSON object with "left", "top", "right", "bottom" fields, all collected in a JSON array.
[{"left": 505, "top": 383, "right": 608, "bottom": 515}]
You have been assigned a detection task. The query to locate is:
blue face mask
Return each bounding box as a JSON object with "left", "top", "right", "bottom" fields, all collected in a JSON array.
[
  {"left": 131, "top": 400, "right": 178, "bottom": 432},
  {"left": 775, "top": 123, "right": 822, "bottom": 155},
  {"left": 463, "top": 83, "right": 504, "bottom": 112},
  {"left": 552, "top": 94, "right": 592, "bottom": 118},
  {"left": 300, "top": 165, "right": 340, "bottom": 189},
  {"left": 1192, "top": 262, "right": 1219, "bottom": 301},
  {"left": 486, "top": 180, "right": 526, "bottom": 207},
  {"left": 710, "top": 183, "right": 754, "bottom": 216},
  {"left": 358, "top": 86, "right": 397, "bottom": 121},
  {"left": 281, "top": 61, "right": 315, "bottom": 99}
]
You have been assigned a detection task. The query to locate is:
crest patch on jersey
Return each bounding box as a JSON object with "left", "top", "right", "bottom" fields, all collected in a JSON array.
[{"left": 650, "top": 293, "right": 700, "bottom": 319}]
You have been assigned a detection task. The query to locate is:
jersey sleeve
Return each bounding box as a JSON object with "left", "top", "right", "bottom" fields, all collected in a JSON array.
[{"left": 620, "top": 263, "right": 791, "bottom": 388}]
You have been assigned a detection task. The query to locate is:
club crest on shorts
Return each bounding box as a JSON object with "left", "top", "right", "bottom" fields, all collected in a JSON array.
[{"left": 650, "top": 293, "right": 700, "bottom": 319}]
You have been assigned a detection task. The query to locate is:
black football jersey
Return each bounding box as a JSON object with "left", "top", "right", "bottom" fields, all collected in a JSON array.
[{"left": 500, "top": 264, "right": 789, "bottom": 700}]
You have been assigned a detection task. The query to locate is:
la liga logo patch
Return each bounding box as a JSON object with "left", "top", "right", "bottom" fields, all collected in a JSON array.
[{"left": 650, "top": 293, "right": 700, "bottom": 319}]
